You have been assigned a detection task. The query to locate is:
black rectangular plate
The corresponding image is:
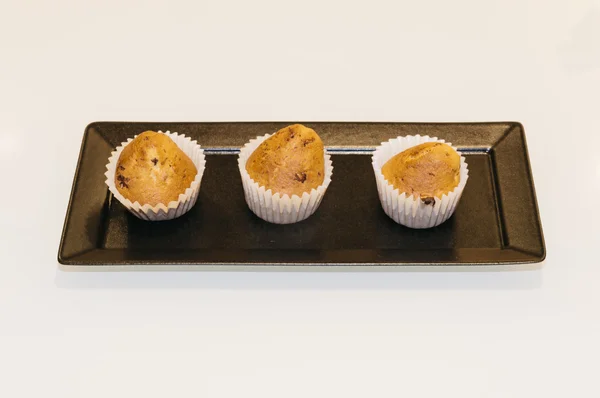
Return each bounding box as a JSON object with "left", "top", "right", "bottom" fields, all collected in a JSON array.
[{"left": 58, "top": 122, "right": 545, "bottom": 268}]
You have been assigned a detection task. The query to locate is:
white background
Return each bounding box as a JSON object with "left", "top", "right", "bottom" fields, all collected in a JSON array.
[{"left": 1, "top": 0, "right": 599, "bottom": 397}]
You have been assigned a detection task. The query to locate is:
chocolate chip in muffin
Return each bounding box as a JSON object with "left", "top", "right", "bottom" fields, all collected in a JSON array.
[
  {"left": 303, "top": 138, "right": 315, "bottom": 147},
  {"left": 294, "top": 172, "right": 307, "bottom": 183},
  {"left": 116, "top": 174, "right": 130, "bottom": 189}
]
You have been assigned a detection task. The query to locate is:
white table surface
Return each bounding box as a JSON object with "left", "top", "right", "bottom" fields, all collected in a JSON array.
[{"left": 1, "top": 0, "right": 599, "bottom": 397}]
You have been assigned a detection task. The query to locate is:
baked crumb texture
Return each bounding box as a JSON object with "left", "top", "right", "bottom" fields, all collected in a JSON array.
[{"left": 115, "top": 131, "right": 197, "bottom": 206}]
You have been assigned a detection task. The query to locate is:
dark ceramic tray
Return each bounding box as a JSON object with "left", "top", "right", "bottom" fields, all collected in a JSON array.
[{"left": 58, "top": 122, "right": 545, "bottom": 269}]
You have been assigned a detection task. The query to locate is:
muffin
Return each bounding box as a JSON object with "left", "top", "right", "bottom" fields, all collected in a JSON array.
[
  {"left": 245, "top": 124, "right": 325, "bottom": 197},
  {"left": 238, "top": 124, "right": 333, "bottom": 224},
  {"left": 381, "top": 142, "right": 461, "bottom": 202},
  {"left": 105, "top": 130, "right": 206, "bottom": 221},
  {"left": 372, "top": 135, "right": 469, "bottom": 228},
  {"left": 115, "top": 131, "right": 197, "bottom": 206}
]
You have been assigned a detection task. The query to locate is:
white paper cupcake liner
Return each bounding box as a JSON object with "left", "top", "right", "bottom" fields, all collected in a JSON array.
[
  {"left": 372, "top": 135, "right": 469, "bottom": 229},
  {"left": 105, "top": 131, "right": 206, "bottom": 221},
  {"left": 238, "top": 133, "right": 333, "bottom": 224}
]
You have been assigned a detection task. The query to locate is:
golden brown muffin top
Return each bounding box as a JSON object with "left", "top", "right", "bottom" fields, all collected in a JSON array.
[
  {"left": 115, "top": 131, "right": 197, "bottom": 206},
  {"left": 245, "top": 124, "right": 325, "bottom": 197},
  {"left": 381, "top": 142, "right": 460, "bottom": 201}
]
